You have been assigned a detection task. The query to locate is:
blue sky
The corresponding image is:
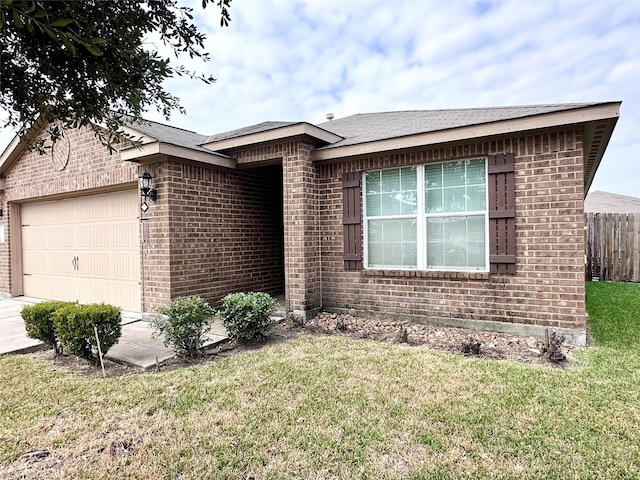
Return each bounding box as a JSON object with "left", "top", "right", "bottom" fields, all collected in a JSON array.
[{"left": 2, "top": 0, "right": 639, "bottom": 196}]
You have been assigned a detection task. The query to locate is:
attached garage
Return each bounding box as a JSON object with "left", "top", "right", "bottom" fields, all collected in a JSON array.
[{"left": 20, "top": 189, "right": 141, "bottom": 311}]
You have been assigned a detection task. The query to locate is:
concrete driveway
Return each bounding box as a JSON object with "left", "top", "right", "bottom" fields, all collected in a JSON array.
[{"left": 0, "top": 297, "right": 44, "bottom": 355}]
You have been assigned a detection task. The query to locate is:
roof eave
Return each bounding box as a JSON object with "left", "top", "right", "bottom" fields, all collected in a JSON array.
[
  {"left": 311, "top": 103, "right": 621, "bottom": 162},
  {"left": 0, "top": 115, "right": 48, "bottom": 177},
  {"left": 121, "top": 141, "right": 236, "bottom": 169},
  {"left": 202, "top": 122, "right": 344, "bottom": 151},
  {"left": 583, "top": 116, "right": 619, "bottom": 196}
]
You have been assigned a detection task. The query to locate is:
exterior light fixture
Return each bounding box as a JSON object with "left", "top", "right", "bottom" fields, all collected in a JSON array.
[{"left": 139, "top": 170, "right": 157, "bottom": 212}]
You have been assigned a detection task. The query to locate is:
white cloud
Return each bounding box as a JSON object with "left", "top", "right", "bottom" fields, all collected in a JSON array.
[{"left": 1, "top": 0, "right": 638, "bottom": 196}]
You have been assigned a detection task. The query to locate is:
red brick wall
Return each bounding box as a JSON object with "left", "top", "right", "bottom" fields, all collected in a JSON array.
[
  {"left": 318, "top": 130, "right": 586, "bottom": 331},
  {"left": 141, "top": 160, "right": 284, "bottom": 311}
]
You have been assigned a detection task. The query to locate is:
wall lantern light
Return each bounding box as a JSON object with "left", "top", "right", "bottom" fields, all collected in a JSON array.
[{"left": 139, "top": 170, "right": 157, "bottom": 212}]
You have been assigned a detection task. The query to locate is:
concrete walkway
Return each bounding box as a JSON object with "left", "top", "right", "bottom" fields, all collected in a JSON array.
[
  {"left": 0, "top": 297, "right": 44, "bottom": 355},
  {"left": 0, "top": 297, "right": 229, "bottom": 370},
  {"left": 1, "top": 296, "right": 285, "bottom": 370}
]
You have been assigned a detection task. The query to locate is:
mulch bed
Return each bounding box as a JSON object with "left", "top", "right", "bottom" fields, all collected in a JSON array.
[{"left": 27, "top": 312, "right": 575, "bottom": 377}]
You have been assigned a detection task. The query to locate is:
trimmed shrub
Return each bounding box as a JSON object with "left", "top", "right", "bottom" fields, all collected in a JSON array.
[
  {"left": 152, "top": 296, "right": 215, "bottom": 357},
  {"left": 53, "top": 303, "right": 122, "bottom": 360},
  {"left": 218, "top": 292, "right": 277, "bottom": 342},
  {"left": 21, "top": 301, "right": 75, "bottom": 354}
]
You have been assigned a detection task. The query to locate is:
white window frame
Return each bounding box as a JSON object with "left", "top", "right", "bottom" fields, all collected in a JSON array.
[{"left": 363, "top": 158, "right": 489, "bottom": 272}]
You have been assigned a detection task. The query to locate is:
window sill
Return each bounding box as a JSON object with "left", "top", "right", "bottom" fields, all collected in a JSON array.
[{"left": 362, "top": 269, "right": 490, "bottom": 281}]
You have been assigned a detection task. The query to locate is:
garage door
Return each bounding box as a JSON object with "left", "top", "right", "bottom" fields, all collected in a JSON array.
[{"left": 21, "top": 190, "right": 141, "bottom": 311}]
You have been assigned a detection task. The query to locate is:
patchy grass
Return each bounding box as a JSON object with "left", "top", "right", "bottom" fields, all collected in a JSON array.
[{"left": 1, "top": 285, "right": 639, "bottom": 479}]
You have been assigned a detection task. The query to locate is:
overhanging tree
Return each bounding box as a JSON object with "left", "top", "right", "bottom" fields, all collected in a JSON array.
[{"left": 0, "top": 0, "right": 231, "bottom": 151}]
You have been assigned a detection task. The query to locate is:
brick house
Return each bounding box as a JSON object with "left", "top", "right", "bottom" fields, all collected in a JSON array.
[{"left": 0, "top": 102, "right": 620, "bottom": 344}]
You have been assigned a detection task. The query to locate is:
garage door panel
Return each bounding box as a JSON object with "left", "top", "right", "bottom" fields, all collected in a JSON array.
[{"left": 21, "top": 190, "right": 141, "bottom": 311}]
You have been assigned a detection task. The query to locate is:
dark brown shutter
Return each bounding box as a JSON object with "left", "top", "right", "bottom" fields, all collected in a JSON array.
[
  {"left": 488, "top": 153, "right": 516, "bottom": 274},
  {"left": 342, "top": 171, "right": 363, "bottom": 271}
]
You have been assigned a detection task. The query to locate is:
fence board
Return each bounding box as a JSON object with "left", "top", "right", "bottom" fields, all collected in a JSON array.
[{"left": 585, "top": 213, "right": 640, "bottom": 282}]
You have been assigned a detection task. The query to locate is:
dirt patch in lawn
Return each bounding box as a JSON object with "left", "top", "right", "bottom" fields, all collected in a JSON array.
[{"left": 28, "top": 312, "right": 574, "bottom": 377}]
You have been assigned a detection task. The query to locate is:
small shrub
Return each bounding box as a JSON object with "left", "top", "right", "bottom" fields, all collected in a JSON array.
[
  {"left": 53, "top": 303, "right": 122, "bottom": 360},
  {"left": 461, "top": 335, "right": 482, "bottom": 355},
  {"left": 218, "top": 292, "right": 277, "bottom": 342},
  {"left": 543, "top": 330, "right": 566, "bottom": 363},
  {"left": 21, "top": 301, "right": 75, "bottom": 355},
  {"left": 152, "top": 296, "right": 215, "bottom": 357}
]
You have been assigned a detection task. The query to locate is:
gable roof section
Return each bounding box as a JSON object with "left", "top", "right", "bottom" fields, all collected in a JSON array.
[
  {"left": 119, "top": 119, "right": 235, "bottom": 169},
  {"left": 204, "top": 121, "right": 299, "bottom": 143},
  {"left": 201, "top": 121, "right": 343, "bottom": 151},
  {"left": 315, "top": 103, "right": 606, "bottom": 148},
  {"left": 312, "top": 102, "right": 620, "bottom": 193}
]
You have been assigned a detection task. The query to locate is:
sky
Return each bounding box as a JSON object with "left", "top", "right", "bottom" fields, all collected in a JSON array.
[{"left": 1, "top": 0, "right": 639, "bottom": 196}]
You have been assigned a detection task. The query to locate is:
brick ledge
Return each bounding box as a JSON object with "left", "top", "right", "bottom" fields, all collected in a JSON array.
[{"left": 362, "top": 269, "right": 490, "bottom": 281}]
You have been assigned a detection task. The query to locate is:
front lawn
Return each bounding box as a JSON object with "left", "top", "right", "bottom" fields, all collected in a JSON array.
[{"left": 1, "top": 282, "right": 639, "bottom": 479}]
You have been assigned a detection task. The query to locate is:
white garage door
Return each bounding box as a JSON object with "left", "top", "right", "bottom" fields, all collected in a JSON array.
[{"left": 21, "top": 190, "right": 141, "bottom": 311}]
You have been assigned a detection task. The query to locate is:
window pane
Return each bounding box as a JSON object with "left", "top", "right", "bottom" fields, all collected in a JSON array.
[
  {"left": 443, "top": 161, "right": 465, "bottom": 187},
  {"left": 368, "top": 167, "right": 417, "bottom": 216},
  {"left": 367, "top": 218, "right": 417, "bottom": 268},
  {"left": 443, "top": 187, "right": 465, "bottom": 212},
  {"left": 366, "top": 193, "right": 381, "bottom": 216},
  {"left": 467, "top": 243, "right": 486, "bottom": 267},
  {"left": 426, "top": 215, "right": 486, "bottom": 269},
  {"left": 444, "top": 217, "right": 466, "bottom": 243},
  {"left": 426, "top": 217, "right": 444, "bottom": 240},
  {"left": 368, "top": 220, "right": 383, "bottom": 243},
  {"left": 365, "top": 171, "right": 381, "bottom": 194},
  {"left": 369, "top": 243, "right": 384, "bottom": 265},
  {"left": 425, "top": 189, "right": 442, "bottom": 213},
  {"left": 466, "top": 159, "right": 485, "bottom": 185},
  {"left": 466, "top": 185, "right": 486, "bottom": 211},
  {"left": 425, "top": 164, "right": 442, "bottom": 188},
  {"left": 467, "top": 215, "right": 485, "bottom": 241},
  {"left": 426, "top": 242, "right": 444, "bottom": 267}
]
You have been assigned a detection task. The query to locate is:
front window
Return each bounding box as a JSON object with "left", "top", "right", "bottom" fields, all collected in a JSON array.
[{"left": 364, "top": 158, "right": 488, "bottom": 271}]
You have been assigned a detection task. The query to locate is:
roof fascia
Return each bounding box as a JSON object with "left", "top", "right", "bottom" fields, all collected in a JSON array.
[
  {"left": 311, "top": 103, "right": 621, "bottom": 161},
  {"left": 202, "top": 122, "right": 343, "bottom": 151},
  {"left": 0, "top": 115, "right": 48, "bottom": 177},
  {"left": 121, "top": 142, "right": 236, "bottom": 169}
]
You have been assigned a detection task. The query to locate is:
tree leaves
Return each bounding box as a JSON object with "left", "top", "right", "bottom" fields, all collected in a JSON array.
[{"left": 0, "top": 0, "right": 233, "bottom": 151}]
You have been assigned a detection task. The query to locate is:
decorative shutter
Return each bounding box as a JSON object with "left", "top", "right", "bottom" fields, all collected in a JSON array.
[
  {"left": 342, "top": 171, "right": 363, "bottom": 271},
  {"left": 488, "top": 153, "right": 516, "bottom": 274}
]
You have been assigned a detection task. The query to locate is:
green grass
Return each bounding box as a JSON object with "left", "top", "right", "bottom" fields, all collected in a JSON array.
[
  {"left": 1, "top": 282, "right": 639, "bottom": 479},
  {"left": 586, "top": 281, "right": 640, "bottom": 349}
]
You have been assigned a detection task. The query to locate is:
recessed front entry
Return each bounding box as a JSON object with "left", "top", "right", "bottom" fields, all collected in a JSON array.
[{"left": 20, "top": 189, "right": 141, "bottom": 311}]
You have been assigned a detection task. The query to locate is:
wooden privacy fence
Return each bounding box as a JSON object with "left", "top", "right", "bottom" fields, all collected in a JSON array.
[{"left": 585, "top": 213, "right": 640, "bottom": 282}]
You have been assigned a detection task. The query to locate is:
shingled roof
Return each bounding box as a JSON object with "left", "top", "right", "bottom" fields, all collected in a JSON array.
[
  {"left": 203, "top": 121, "right": 299, "bottom": 144},
  {"left": 315, "top": 103, "right": 607, "bottom": 149},
  {"left": 128, "top": 120, "right": 213, "bottom": 154}
]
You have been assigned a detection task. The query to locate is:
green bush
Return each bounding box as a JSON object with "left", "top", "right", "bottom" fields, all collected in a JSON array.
[
  {"left": 53, "top": 303, "right": 122, "bottom": 360},
  {"left": 152, "top": 296, "right": 215, "bottom": 357},
  {"left": 218, "top": 292, "right": 277, "bottom": 342},
  {"left": 21, "top": 301, "right": 75, "bottom": 354}
]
